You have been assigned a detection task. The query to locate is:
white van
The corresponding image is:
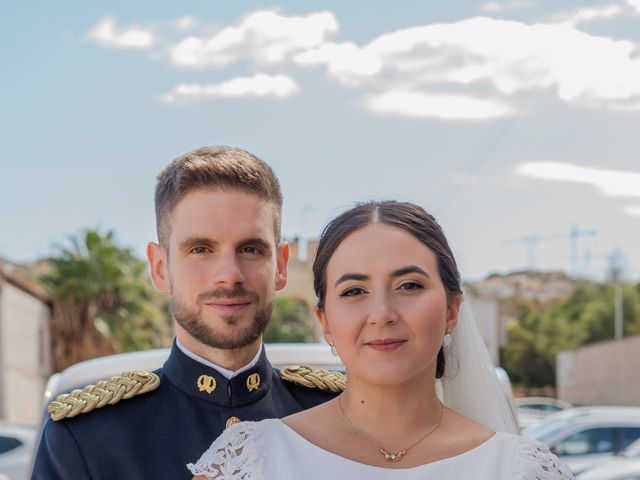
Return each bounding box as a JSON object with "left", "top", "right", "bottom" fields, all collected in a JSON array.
[{"left": 43, "top": 343, "right": 342, "bottom": 403}]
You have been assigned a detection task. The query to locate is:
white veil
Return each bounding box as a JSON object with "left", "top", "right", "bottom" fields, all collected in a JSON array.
[{"left": 437, "top": 298, "right": 520, "bottom": 434}]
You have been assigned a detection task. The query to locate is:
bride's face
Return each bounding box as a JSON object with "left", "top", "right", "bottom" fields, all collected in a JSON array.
[{"left": 317, "top": 223, "right": 460, "bottom": 385}]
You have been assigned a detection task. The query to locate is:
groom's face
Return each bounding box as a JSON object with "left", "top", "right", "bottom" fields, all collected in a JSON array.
[{"left": 152, "top": 188, "right": 288, "bottom": 349}]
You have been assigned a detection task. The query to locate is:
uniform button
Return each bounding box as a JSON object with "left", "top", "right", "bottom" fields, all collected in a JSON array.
[{"left": 226, "top": 416, "right": 241, "bottom": 428}]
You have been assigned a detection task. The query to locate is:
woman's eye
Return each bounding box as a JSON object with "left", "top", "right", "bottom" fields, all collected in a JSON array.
[
  {"left": 399, "top": 281, "right": 423, "bottom": 291},
  {"left": 340, "top": 287, "right": 366, "bottom": 297}
]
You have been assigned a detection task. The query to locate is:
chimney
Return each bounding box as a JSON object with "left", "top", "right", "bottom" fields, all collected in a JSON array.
[{"left": 289, "top": 237, "right": 300, "bottom": 262}]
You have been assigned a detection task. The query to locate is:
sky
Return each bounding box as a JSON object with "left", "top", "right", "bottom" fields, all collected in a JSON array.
[{"left": 2, "top": 0, "right": 640, "bottom": 281}]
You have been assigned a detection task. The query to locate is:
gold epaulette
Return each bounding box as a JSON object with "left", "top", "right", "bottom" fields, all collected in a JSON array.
[
  {"left": 281, "top": 365, "right": 346, "bottom": 393},
  {"left": 48, "top": 370, "right": 160, "bottom": 421}
]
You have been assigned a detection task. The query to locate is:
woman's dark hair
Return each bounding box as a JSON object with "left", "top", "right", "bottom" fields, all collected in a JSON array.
[{"left": 312, "top": 200, "right": 462, "bottom": 378}]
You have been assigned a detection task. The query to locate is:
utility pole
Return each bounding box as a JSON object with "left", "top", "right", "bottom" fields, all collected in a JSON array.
[
  {"left": 609, "top": 250, "right": 624, "bottom": 340},
  {"left": 570, "top": 225, "right": 597, "bottom": 276}
]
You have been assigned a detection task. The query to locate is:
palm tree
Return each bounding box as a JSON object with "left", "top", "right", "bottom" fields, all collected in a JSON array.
[{"left": 41, "top": 230, "right": 171, "bottom": 370}]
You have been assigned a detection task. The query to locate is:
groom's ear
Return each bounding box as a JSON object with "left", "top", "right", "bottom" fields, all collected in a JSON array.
[{"left": 147, "top": 242, "right": 170, "bottom": 293}]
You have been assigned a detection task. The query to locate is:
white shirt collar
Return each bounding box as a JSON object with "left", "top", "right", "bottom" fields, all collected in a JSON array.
[{"left": 176, "top": 338, "right": 263, "bottom": 379}]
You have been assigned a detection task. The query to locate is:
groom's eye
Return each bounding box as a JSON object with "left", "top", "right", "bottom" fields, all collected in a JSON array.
[
  {"left": 190, "top": 246, "right": 210, "bottom": 255},
  {"left": 240, "top": 245, "right": 263, "bottom": 255}
]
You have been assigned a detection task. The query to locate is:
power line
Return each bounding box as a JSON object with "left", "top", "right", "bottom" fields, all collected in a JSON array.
[{"left": 430, "top": 1, "right": 595, "bottom": 215}]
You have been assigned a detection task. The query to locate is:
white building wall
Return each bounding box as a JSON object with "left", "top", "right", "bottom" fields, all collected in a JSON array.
[
  {"left": 467, "top": 297, "right": 500, "bottom": 365},
  {"left": 557, "top": 335, "right": 640, "bottom": 406},
  {"left": 0, "top": 281, "right": 51, "bottom": 424}
]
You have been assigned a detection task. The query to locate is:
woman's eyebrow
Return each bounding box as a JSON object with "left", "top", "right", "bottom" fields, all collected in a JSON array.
[
  {"left": 334, "top": 273, "right": 369, "bottom": 287},
  {"left": 391, "top": 265, "right": 430, "bottom": 278}
]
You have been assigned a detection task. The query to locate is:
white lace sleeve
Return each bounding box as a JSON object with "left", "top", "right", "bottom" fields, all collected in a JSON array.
[
  {"left": 186, "top": 422, "right": 266, "bottom": 480},
  {"left": 513, "top": 436, "right": 575, "bottom": 480}
]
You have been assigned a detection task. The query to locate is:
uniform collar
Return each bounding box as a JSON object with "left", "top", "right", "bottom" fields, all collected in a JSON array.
[
  {"left": 175, "top": 338, "right": 263, "bottom": 379},
  {"left": 163, "top": 340, "right": 273, "bottom": 407}
]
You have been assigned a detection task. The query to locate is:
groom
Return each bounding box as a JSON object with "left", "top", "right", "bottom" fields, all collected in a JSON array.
[{"left": 32, "top": 146, "right": 342, "bottom": 479}]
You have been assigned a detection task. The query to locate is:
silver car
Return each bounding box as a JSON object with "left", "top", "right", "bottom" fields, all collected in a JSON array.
[
  {"left": 516, "top": 396, "right": 573, "bottom": 429},
  {"left": 577, "top": 437, "right": 640, "bottom": 480},
  {"left": 0, "top": 423, "right": 37, "bottom": 480},
  {"left": 524, "top": 406, "right": 640, "bottom": 475}
]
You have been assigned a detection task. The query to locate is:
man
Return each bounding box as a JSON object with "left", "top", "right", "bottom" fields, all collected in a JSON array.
[{"left": 32, "top": 146, "right": 343, "bottom": 479}]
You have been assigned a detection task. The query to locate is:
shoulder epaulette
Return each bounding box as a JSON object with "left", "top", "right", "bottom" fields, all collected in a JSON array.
[
  {"left": 280, "top": 365, "right": 346, "bottom": 393},
  {"left": 48, "top": 370, "right": 160, "bottom": 421}
]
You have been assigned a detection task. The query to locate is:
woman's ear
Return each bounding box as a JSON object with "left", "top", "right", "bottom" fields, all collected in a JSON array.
[
  {"left": 315, "top": 306, "right": 333, "bottom": 345},
  {"left": 446, "top": 294, "right": 462, "bottom": 332}
]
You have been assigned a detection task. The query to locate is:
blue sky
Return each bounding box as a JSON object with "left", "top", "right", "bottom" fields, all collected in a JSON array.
[{"left": 2, "top": 0, "right": 640, "bottom": 280}]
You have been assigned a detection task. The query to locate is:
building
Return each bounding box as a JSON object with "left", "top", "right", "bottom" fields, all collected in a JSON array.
[
  {"left": 557, "top": 334, "right": 640, "bottom": 406},
  {"left": 0, "top": 258, "right": 52, "bottom": 424}
]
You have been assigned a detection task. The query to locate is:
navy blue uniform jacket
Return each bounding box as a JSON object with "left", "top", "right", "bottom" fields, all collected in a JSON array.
[{"left": 32, "top": 343, "right": 337, "bottom": 479}]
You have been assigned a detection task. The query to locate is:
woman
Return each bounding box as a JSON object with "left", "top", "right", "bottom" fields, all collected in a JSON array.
[{"left": 189, "top": 201, "right": 574, "bottom": 479}]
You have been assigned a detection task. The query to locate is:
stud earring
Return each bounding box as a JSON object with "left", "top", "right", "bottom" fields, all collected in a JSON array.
[
  {"left": 328, "top": 341, "right": 338, "bottom": 357},
  {"left": 443, "top": 329, "right": 453, "bottom": 348}
]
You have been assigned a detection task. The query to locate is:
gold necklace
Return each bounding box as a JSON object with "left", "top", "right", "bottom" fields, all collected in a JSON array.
[{"left": 337, "top": 395, "right": 444, "bottom": 463}]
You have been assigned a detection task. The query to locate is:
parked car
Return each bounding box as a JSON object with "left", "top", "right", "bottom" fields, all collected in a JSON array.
[
  {"left": 43, "top": 343, "right": 342, "bottom": 403},
  {"left": 523, "top": 406, "right": 640, "bottom": 475},
  {"left": 0, "top": 423, "right": 37, "bottom": 480},
  {"left": 577, "top": 437, "right": 640, "bottom": 480},
  {"left": 516, "top": 396, "right": 573, "bottom": 429}
]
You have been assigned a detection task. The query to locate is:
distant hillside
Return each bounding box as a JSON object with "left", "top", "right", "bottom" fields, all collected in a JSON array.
[{"left": 465, "top": 270, "right": 577, "bottom": 305}]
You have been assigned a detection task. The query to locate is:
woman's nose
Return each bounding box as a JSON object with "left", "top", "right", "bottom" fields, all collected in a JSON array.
[{"left": 367, "top": 293, "right": 399, "bottom": 325}]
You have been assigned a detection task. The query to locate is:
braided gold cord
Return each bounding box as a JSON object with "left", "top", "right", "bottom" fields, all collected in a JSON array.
[
  {"left": 281, "top": 365, "right": 346, "bottom": 393},
  {"left": 48, "top": 371, "right": 160, "bottom": 421}
]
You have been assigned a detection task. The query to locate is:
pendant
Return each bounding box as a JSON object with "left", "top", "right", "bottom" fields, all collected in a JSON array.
[{"left": 380, "top": 448, "right": 406, "bottom": 463}]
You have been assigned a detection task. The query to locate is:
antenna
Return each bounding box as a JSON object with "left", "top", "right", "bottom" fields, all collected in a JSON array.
[
  {"left": 570, "top": 225, "right": 597, "bottom": 275},
  {"left": 503, "top": 226, "right": 597, "bottom": 273}
]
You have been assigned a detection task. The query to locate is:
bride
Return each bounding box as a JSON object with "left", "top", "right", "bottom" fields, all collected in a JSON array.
[{"left": 188, "top": 201, "right": 574, "bottom": 479}]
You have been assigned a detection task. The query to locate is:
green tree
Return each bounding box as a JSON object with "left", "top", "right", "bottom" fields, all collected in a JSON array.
[
  {"left": 264, "top": 297, "right": 316, "bottom": 343},
  {"left": 502, "top": 281, "right": 640, "bottom": 389},
  {"left": 41, "top": 230, "right": 171, "bottom": 370}
]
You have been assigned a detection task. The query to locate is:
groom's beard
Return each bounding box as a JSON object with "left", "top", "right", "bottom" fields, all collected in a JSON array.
[{"left": 171, "top": 285, "right": 272, "bottom": 350}]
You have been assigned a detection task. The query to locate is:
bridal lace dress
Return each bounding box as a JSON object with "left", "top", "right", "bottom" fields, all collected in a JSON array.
[{"left": 187, "top": 419, "right": 574, "bottom": 479}]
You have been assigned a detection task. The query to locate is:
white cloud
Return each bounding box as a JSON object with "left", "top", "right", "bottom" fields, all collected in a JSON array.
[
  {"left": 293, "top": 42, "right": 382, "bottom": 85},
  {"left": 173, "top": 16, "right": 198, "bottom": 32},
  {"left": 570, "top": 4, "right": 625, "bottom": 24},
  {"left": 628, "top": 0, "right": 640, "bottom": 14},
  {"left": 480, "top": 1, "right": 533, "bottom": 13},
  {"left": 518, "top": 162, "right": 640, "bottom": 198},
  {"left": 88, "top": 11, "right": 640, "bottom": 117},
  {"left": 545, "top": 4, "right": 626, "bottom": 26},
  {"left": 169, "top": 10, "right": 338, "bottom": 68},
  {"left": 626, "top": 205, "right": 640, "bottom": 217},
  {"left": 159, "top": 74, "right": 299, "bottom": 103},
  {"left": 366, "top": 91, "right": 513, "bottom": 120},
  {"left": 299, "top": 17, "right": 640, "bottom": 113},
  {"left": 87, "top": 16, "right": 154, "bottom": 49}
]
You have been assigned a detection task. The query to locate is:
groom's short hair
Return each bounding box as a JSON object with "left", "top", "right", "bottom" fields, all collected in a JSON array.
[{"left": 154, "top": 145, "right": 283, "bottom": 248}]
